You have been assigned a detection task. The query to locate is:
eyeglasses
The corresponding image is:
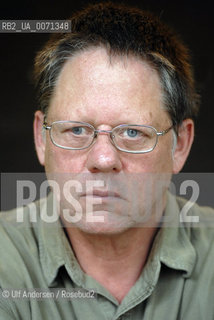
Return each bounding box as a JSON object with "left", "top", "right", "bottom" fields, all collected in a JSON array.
[{"left": 43, "top": 120, "right": 173, "bottom": 154}]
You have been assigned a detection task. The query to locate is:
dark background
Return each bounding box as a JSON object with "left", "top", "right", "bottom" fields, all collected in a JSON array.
[{"left": 1, "top": 0, "right": 213, "bottom": 173}]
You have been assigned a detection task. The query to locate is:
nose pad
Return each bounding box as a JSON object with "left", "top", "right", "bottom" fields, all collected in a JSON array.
[{"left": 86, "top": 132, "right": 122, "bottom": 173}]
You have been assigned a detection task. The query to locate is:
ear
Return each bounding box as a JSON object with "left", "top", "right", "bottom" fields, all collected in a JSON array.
[
  {"left": 172, "top": 119, "right": 194, "bottom": 173},
  {"left": 33, "top": 110, "right": 46, "bottom": 166}
]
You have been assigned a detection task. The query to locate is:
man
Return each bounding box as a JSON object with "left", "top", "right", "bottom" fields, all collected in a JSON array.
[{"left": 0, "top": 2, "right": 214, "bottom": 319}]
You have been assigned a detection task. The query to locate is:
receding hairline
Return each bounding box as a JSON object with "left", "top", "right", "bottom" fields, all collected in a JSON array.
[{"left": 46, "top": 44, "right": 169, "bottom": 115}]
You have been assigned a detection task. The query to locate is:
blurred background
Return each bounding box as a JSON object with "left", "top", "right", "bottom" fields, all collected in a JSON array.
[{"left": 0, "top": 0, "right": 213, "bottom": 173}]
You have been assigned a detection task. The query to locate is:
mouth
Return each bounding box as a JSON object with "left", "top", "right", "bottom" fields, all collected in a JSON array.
[{"left": 80, "top": 190, "right": 123, "bottom": 199}]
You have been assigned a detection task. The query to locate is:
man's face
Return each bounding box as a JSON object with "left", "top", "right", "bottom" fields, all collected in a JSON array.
[{"left": 35, "top": 47, "right": 179, "bottom": 233}]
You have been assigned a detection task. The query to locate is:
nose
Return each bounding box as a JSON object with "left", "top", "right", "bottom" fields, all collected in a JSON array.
[{"left": 86, "top": 132, "right": 122, "bottom": 173}]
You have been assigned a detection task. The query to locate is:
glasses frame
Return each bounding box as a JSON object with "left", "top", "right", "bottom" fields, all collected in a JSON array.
[{"left": 43, "top": 120, "right": 173, "bottom": 154}]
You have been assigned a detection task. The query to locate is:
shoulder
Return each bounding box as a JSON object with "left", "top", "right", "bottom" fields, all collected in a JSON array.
[
  {"left": 176, "top": 196, "right": 214, "bottom": 275},
  {"left": 0, "top": 199, "right": 42, "bottom": 245},
  {"left": 176, "top": 196, "right": 214, "bottom": 239},
  {"left": 175, "top": 195, "right": 214, "bottom": 243},
  {"left": 176, "top": 195, "right": 214, "bottom": 220},
  {"left": 170, "top": 197, "right": 214, "bottom": 317},
  {"left": 0, "top": 201, "right": 42, "bottom": 288}
]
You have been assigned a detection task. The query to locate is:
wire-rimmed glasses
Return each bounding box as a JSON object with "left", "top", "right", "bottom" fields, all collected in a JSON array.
[{"left": 43, "top": 120, "right": 173, "bottom": 154}]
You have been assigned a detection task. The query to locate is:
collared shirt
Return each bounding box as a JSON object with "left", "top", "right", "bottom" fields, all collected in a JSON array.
[{"left": 0, "top": 193, "right": 214, "bottom": 320}]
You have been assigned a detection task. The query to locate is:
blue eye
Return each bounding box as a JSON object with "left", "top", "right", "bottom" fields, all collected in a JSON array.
[
  {"left": 126, "top": 129, "right": 138, "bottom": 138},
  {"left": 71, "top": 127, "right": 84, "bottom": 135}
]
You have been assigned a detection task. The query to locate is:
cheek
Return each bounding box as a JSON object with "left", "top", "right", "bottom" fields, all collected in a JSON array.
[
  {"left": 122, "top": 146, "right": 173, "bottom": 173},
  {"left": 153, "top": 144, "right": 174, "bottom": 172},
  {"left": 44, "top": 143, "right": 86, "bottom": 173},
  {"left": 121, "top": 155, "right": 151, "bottom": 173}
]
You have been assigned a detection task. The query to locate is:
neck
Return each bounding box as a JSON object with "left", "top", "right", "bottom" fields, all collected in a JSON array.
[{"left": 65, "top": 226, "right": 158, "bottom": 302}]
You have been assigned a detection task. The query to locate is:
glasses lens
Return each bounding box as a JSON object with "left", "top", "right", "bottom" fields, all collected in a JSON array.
[
  {"left": 50, "top": 122, "right": 94, "bottom": 149},
  {"left": 113, "top": 125, "right": 157, "bottom": 152}
]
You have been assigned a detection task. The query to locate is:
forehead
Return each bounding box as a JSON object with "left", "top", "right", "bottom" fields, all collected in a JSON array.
[{"left": 48, "top": 47, "right": 167, "bottom": 126}]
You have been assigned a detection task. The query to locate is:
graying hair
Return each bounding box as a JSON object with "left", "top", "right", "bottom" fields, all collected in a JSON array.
[{"left": 34, "top": 2, "right": 199, "bottom": 130}]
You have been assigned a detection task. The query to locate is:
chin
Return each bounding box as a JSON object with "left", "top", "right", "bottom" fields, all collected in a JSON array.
[
  {"left": 62, "top": 210, "right": 137, "bottom": 235},
  {"left": 72, "top": 223, "right": 133, "bottom": 235}
]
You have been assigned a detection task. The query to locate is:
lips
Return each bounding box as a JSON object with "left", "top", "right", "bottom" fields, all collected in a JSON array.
[{"left": 80, "top": 190, "right": 123, "bottom": 199}]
